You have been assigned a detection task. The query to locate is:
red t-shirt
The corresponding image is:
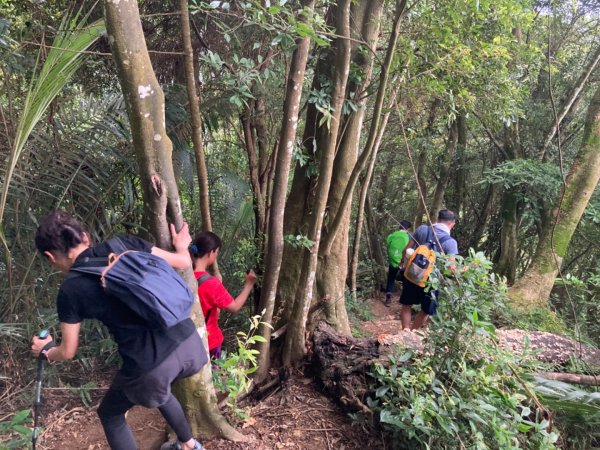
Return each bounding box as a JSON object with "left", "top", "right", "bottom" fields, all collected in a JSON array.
[{"left": 194, "top": 271, "right": 234, "bottom": 350}]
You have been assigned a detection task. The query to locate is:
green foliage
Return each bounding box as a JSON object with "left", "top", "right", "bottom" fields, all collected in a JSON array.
[
  {"left": 553, "top": 270, "right": 600, "bottom": 347},
  {"left": 367, "top": 251, "right": 559, "bottom": 449},
  {"left": 212, "top": 313, "right": 271, "bottom": 419},
  {"left": 283, "top": 233, "right": 314, "bottom": 250},
  {"left": 481, "top": 160, "right": 562, "bottom": 204},
  {"left": 0, "top": 9, "right": 105, "bottom": 223},
  {"left": 493, "top": 304, "right": 569, "bottom": 336},
  {"left": 66, "top": 382, "right": 97, "bottom": 407},
  {"left": 0, "top": 409, "right": 32, "bottom": 450},
  {"left": 534, "top": 377, "right": 600, "bottom": 449},
  {"left": 345, "top": 291, "right": 374, "bottom": 325}
]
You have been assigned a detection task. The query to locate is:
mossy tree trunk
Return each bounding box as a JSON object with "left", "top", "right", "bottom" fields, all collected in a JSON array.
[
  {"left": 509, "top": 84, "right": 600, "bottom": 308},
  {"left": 103, "top": 0, "right": 243, "bottom": 440}
]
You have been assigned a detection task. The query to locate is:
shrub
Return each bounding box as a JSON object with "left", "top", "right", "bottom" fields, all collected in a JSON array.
[{"left": 367, "top": 250, "right": 559, "bottom": 449}]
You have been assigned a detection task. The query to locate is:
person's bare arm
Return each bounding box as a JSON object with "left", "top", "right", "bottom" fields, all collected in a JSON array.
[
  {"left": 31, "top": 322, "right": 81, "bottom": 362},
  {"left": 151, "top": 223, "right": 192, "bottom": 269},
  {"left": 403, "top": 238, "right": 415, "bottom": 260},
  {"left": 224, "top": 270, "right": 257, "bottom": 313}
]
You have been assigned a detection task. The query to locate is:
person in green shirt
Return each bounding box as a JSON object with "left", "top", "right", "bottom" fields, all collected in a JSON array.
[{"left": 385, "top": 220, "right": 412, "bottom": 306}]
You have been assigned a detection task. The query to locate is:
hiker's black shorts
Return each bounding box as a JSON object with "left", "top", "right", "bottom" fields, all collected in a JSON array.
[{"left": 399, "top": 274, "right": 437, "bottom": 316}]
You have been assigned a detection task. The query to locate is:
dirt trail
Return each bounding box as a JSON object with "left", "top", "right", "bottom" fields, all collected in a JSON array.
[{"left": 38, "top": 298, "right": 391, "bottom": 450}]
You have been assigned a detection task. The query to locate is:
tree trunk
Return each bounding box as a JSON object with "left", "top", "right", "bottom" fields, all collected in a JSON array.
[
  {"left": 453, "top": 113, "right": 467, "bottom": 216},
  {"left": 179, "top": 0, "right": 212, "bottom": 233},
  {"left": 509, "top": 84, "right": 600, "bottom": 308},
  {"left": 413, "top": 148, "right": 428, "bottom": 227},
  {"left": 254, "top": 0, "right": 315, "bottom": 383},
  {"left": 317, "top": 0, "right": 387, "bottom": 334},
  {"left": 349, "top": 90, "right": 397, "bottom": 300},
  {"left": 322, "top": 0, "right": 404, "bottom": 256},
  {"left": 429, "top": 120, "right": 458, "bottom": 217},
  {"left": 494, "top": 190, "right": 520, "bottom": 284},
  {"left": 103, "top": 0, "right": 243, "bottom": 440},
  {"left": 282, "top": 0, "right": 352, "bottom": 366}
]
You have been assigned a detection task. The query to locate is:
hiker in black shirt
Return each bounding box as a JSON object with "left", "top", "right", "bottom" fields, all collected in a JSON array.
[{"left": 31, "top": 210, "right": 207, "bottom": 450}]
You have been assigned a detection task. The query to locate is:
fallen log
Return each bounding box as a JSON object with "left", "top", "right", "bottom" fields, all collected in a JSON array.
[{"left": 309, "top": 321, "right": 600, "bottom": 413}]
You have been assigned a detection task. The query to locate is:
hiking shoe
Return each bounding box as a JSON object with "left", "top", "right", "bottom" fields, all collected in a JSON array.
[
  {"left": 160, "top": 439, "right": 203, "bottom": 450},
  {"left": 384, "top": 295, "right": 392, "bottom": 307}
]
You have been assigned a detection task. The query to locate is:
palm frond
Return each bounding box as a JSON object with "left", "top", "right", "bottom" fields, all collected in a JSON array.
[
  {"left": 0, "top": 10, "right": 105, "bottom": 223},
  {"left": 534, "top": 376, "right": 600, "bottom": 423}
]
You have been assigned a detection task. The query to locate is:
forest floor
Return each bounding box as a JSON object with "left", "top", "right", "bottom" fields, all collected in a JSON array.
[
  {"left": 32, "top": 294, "right": 401, "bottom": 450},
  {"left": 15, "top": 293, "right": 600, "bottom": 449}
]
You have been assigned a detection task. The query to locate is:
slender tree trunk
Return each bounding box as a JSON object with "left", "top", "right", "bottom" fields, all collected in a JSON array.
[
  {"left": 322, "top": 0, "right": 405, "bottom": 256},
  {"left": 540, "top": 44, "right": 600, "bottom": 161},
  {"left": 241, "top": 106, "right": 267, "bottom": 237},
  {"left": 509, "top": 84, "right": 600, "bottom": 307},
  {"left": 453, "top": 113, "right": 467, "bottom": 216},
  {"left": 103, "top": 0, "right": 243, "bottom": 440},
  {"left": 466, "top": 183, "right": 496, "bottom": 250},
  {"left": 282, "top": 0, "right": 352, "bottom": 366},
  {"left": 317, "top": 0, "right": 387, "bottom": 334},
  {"left": 495, "top": 190, "right": 520, "bottom": 284},
  {"left": 253, "top": 0, "right": 316, "bottom": 382},
  {"left": 413, "top": 149, "right": 428, "bottom": 227},
  {"left": 429, "top": 120, "right": 458, "bottom": 217},
  {"left": 179, "top": 0, "right": 212, "bottom": 233},
  {"left": 349, "top": 90, "right": 396, "bottom": 300}
]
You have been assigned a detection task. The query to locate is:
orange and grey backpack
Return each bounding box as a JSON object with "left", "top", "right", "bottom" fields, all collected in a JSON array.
[{"left": 404, "top": 227, "right": 451, "bottom": 287}]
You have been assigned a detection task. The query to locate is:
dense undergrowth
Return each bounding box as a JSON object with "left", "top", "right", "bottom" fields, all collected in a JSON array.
[{"left": 354, "top": 252, "right": 600, "bottom": 449}]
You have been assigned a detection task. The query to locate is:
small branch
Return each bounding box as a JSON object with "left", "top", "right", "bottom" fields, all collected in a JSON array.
[
  {"left": 537, "top": 372, "right": 600, "bottom": 386},
  {"left": 271, "top": 295, "right": 330, "bottom": 340}
]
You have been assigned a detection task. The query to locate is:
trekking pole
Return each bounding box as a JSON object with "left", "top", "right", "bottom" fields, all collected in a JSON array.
[{"left": 32, "top": 329, "right": 52, "bottom": 450}]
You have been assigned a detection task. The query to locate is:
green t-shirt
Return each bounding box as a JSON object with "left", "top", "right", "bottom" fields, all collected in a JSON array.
[{"left": 386, "top": 230, "right": 410, "bottom": 268}]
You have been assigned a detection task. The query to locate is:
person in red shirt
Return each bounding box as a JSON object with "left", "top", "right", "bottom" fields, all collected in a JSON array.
[{"left": 189, "top": 231, "right": 257, "bottom": 359}]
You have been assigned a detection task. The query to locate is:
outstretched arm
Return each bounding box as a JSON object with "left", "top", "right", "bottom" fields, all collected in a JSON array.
[
  {"left": 151, "top": 222, "right": 192, "bottom": 269},
  {"left": 224, "top": 270, "right": 257, "bottom": 313}
]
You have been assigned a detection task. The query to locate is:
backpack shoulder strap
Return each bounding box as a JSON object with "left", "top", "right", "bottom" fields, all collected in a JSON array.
[
  {"left": 197, "top": 273, "right": 214, "bottom": 322},
  {"left": 197, "top": 273, "right": 213, "bottom": 286},
  {"left": 69, "top": 254, "right": 110, "bottom": 276},
  {"left": 106, "top": 236, "right": 128, "bottom": 254}
]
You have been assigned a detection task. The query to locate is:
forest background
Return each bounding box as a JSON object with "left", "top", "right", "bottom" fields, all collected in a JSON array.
[{"left": 1, "top": 0, "right": 600, "bottom": 448}]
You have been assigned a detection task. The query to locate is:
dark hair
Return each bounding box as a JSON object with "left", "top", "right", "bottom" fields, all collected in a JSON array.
[
  {"left": 437, "top": 209, "right": 456, "bottom": 223},
  {"left": 35, "top": 210, "right": 87, "bottom": 255},
  {"left": 189, "top": 231, "right": 221, "bottom": 259},
  {"left": 399, "top": 220, "right": 412, "bottom": 230}
]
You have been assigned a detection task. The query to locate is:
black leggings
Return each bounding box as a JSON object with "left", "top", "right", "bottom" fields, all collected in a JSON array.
[{"left": 98, "top": 388, "right": 192, "bottom": 450}]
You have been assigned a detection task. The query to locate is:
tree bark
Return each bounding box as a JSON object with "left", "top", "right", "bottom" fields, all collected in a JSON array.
[
  {"left": 349, "top": 90, "right": 396, "bottom": 300},
  {"left": 322, "top": 0, "right": 405, "bottom": 256},
  {"left": 509, "top": 84, "right": 600, "bottom": 308},
  {"left": 495, "top": 190, "right": 520, "bottom": 284},
  {"left": 103, "top": 0, "right": 243, "bottom": 440},
  {"left": 179, "top": 0, "right": 212, "bottom": 233},
  {"left": 429, "top": 119, "right": 458, "bottom": 217},
  {"left": 254, "top": 0, "right": 316, "bottom": 383},
  {"left": 282, "top": 0, "right": 352, "bottom": 366},
  {"left": 317, "top": 0, "right": 386, "bottom": 334},
  {"left": 413, "top": 148, "right": 428, "bottom": 227}
]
